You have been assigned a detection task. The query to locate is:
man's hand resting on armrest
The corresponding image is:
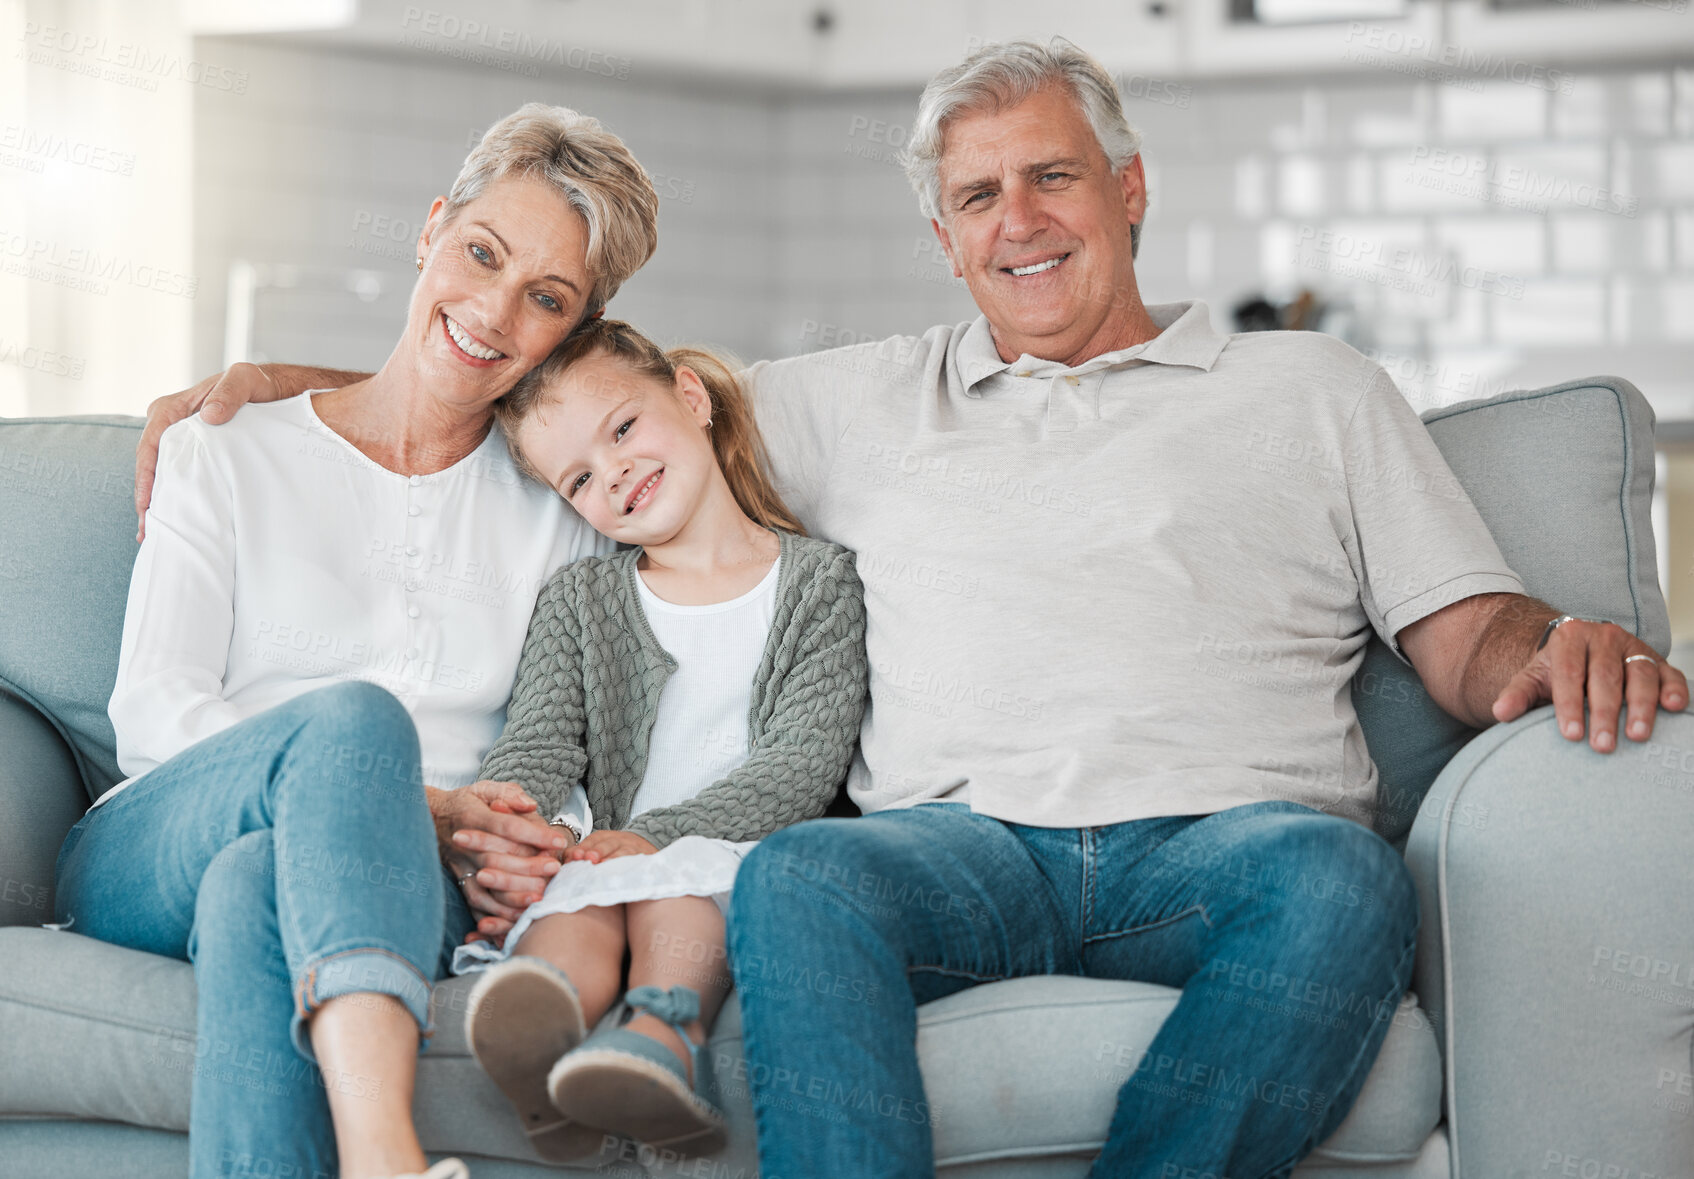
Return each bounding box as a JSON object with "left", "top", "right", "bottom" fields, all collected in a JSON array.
[
  {"left": 136, "top": 360, "right": 370, "bottom": 538},
  {"left": 1399, "top": 592, "right": 1688, "bottom": 753}
]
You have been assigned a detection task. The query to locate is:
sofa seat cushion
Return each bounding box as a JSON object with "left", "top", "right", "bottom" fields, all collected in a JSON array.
[
  {"left": 0, "top": 930, "right": 676, "bottom": 1171},
  {"left": 0, "top": 930, "right": 1441, "bottom": 1172},
  {"left": 909, "top": 975, "right": 1441, "bottom": 1169},
  {"left": 0, "top": 929, "right": 197, "bottom": 1133}
]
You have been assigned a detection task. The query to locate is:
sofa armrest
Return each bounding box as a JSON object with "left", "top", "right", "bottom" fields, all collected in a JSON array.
[
  {"left": 1405, "top": 704, "right": 1694, "bottom": 1179},
  {"left": 0, "top": 691, "right": 87, "bottom": 927}
]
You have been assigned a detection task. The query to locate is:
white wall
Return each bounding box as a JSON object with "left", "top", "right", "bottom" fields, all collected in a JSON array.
[
  {"left": 1121, "top": 68, "right": 1694, "bottom": 416},
  {"left": 7, "top": 7, "right": 1691, "bottom": 419},
  {"left": 186, "top": 38, "right": 980, "bottom": 383},
  {"left": 2, "top": 0, "right": 196, "bottom": 417},
  {"left": 187, "top": 40, "right": 1694, "bottom": 427},
  {"left": 188, "top": 38, "right": 784, "bottom": 376}
]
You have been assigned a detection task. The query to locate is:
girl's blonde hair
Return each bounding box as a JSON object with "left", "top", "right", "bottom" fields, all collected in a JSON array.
[{"left": 495, "top": 319, "right": 806, "bottom": 537}]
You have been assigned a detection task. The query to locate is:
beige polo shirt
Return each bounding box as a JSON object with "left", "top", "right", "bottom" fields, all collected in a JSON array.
[{"left": 744, "top": 301, "right": 1522, "bottom": 829}]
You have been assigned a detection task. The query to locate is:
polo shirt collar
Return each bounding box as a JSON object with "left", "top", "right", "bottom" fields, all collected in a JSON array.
[{"left": 956, "top": 300, "right": 1228, "bottom": 397}]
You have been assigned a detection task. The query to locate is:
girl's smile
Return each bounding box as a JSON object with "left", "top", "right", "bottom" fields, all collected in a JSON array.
[{"left": 625, "top": 469, "right": 664, "bottom": 514}]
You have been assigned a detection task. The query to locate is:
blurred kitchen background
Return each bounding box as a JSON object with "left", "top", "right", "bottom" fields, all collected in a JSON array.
[{"left": 4, "top": 0, "right": 1694, "bottom": 641}]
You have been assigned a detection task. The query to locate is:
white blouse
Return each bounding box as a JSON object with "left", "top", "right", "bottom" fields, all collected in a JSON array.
[{"left": 105, "top": 394, "right": 611, "bottom": 814}]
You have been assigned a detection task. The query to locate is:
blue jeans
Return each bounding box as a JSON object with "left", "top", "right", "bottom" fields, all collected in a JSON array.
[
  {"left": 728, "top": 801, "right": 1418, "bottom": 1179},
  {"left": 53, "top": 681, "right": 476, "bottom": 1179}
]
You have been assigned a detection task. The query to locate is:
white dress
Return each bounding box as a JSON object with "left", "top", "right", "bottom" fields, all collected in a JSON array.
[{"left": 453, "top": 556, "right": 781, "bottom": 973}]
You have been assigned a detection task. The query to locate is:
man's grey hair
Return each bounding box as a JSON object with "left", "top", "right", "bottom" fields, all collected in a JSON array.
[{"left": 903, "top": 38, "right": 1146, "bottom": 258}]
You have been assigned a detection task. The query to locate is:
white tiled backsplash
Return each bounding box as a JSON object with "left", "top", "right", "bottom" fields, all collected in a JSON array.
[{"left": 193, "top": 38, "right": 1694, "bottom": 420}]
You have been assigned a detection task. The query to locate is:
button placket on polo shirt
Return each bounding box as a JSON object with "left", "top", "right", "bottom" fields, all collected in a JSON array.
[
  {"left": 1006, "top": 358, "right": 1104, "bottom": 432},
  {"left": 1027, "top": 364, "right": 1101, "bottom": 433}
]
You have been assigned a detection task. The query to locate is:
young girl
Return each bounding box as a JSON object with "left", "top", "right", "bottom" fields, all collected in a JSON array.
[{"left": 452, "top": 319, "right": 868, "bottom": 1160}]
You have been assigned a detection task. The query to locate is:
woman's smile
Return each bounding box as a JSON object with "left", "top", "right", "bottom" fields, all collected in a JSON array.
[{"left": 440, "top": 312, "right": 508, "bottom": 366}]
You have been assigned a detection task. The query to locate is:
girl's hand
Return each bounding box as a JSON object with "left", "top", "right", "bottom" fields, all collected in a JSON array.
[
  {"left": 465, "top": 917, "right": 516, "bottom": 949},
  {"left": 567, "top": 830, "right": 658, "bottom": 862}
]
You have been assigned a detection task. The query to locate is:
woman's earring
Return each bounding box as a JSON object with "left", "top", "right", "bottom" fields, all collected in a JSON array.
[
  {"left": 415, "top": 257, "right": 424, "bottom": 271},
  {"left": 705, "top": 418, "right": 713, "bottom": 428}
]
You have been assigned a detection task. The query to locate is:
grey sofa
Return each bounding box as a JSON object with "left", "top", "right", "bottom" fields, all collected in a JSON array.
[{"left": 2, "top": 377, "right": 1691, "bottom": 1178}]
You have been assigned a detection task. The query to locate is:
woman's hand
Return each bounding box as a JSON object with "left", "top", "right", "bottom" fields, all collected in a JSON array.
[
  {"left": 567, "top": 830, "right": 658, "bottom": 863},
  {"left": 455, "top": 805, "right": 566, "bottom": 948},
  {"left": 430, "top": 781, "right": 570, "bottom": 940}
]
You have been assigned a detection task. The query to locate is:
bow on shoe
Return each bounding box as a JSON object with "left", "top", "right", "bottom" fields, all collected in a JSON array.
[{"left": 624, "top": 984, "right": 701, "bottom": 1027}]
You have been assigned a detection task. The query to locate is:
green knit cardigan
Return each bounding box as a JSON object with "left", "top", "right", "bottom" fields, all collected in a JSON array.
[{"left": 478, "top": 530, "right": 869, "bottom": 849}]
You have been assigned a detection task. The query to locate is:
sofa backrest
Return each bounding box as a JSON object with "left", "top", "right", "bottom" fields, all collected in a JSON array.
[
  {"left": 1357, "top": 376, "right": 1667, "bottom": 848},
  {"left": 0, "top": 416, "right": 141, "bottom": 800},
  {"left": 0, "top": 376, "right": 1670, "bottom": 824}
]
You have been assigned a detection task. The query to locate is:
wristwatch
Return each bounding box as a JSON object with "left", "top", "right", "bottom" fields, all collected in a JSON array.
[
  {"left": 549, "top": 813, "right": 587, "bottom": 842},
  {"left": 1536, "top": 614, "right": 1580, "bottom": 652}
]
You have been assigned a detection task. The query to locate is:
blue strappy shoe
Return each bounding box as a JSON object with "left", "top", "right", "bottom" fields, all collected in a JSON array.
[{"left": 546, "top": 984, "right": 727, "bottom": 1152}]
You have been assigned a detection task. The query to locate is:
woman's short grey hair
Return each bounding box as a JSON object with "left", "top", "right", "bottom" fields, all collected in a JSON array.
[
  {"left": 444, "top": 103, "right": 658, "bottom": 318},
  {"left": 904, "top": 38, "right": 1146, "bottom": 257}
]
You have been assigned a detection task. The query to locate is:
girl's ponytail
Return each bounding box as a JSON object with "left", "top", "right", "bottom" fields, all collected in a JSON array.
[
  {"left": 496, "top": 319, "right": 806, "bottom": 536},
  {"left": 663, "top": 346, "right": 803, "bottom": 536}
]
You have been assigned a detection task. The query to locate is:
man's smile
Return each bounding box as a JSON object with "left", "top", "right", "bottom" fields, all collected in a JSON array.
[{"left": 1002, "top": 252, "right": 1071, "bottom": 277}]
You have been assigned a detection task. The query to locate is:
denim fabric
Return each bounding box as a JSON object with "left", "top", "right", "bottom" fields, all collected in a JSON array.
[
  {"left": 729, "top": 801, "right": 1418, "bottom": 1179},
  {"left": 53, "top": 681, "right": 476, "bottom": 1179}
]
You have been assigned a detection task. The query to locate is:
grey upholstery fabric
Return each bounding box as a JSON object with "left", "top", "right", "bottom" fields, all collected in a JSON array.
[
  {"left": 0, "top": 1120, "right": 191, "bottom": 1179},
  {"left": 1407, "top": 706, "right": 1694, "bottom": 1179},
  {"left": 910, "top": 976, "right": 1440, "bottom": 1169},
  {"left": 1356, "top": 378, "right": 1666, "bottom": 849},
  {"left": 0, "top": 930, "right": 1443, "bottom": 1175},
  {"left": 0, "top": 415, "right": 143, "bottom": 800},
  {"left": 0, "top": 1120, "right": 1456, "bottom": 1179},
  {"left": 0, "top": 930, "right": 196, "bottom": 1132},
  {"left": 0, "top": 1120, "right": 615, "bottom": 1179},
  {"left": 0, "top": 691, "right": 84, "bottom": 927},
  {"left": 1424, "top": 379, "right": 1665, "bottom": 650}
]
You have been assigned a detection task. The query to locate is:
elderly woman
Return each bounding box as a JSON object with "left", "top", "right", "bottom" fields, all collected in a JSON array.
[{"left": 53, "top": 105, "right": 657, "bottom": 1179}]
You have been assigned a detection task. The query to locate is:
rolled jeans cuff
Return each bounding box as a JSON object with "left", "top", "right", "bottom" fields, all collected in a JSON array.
[{"left": 292, "top": 946, "right": 435, "bottom": 1060}]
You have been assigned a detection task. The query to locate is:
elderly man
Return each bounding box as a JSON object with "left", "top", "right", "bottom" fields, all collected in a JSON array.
[
  {"left": 139, "top": 39, "right": 1681, "bottom": 1179},
  {"left": 720, "top": 44, "right": 1683, "bottom": 1176}
]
